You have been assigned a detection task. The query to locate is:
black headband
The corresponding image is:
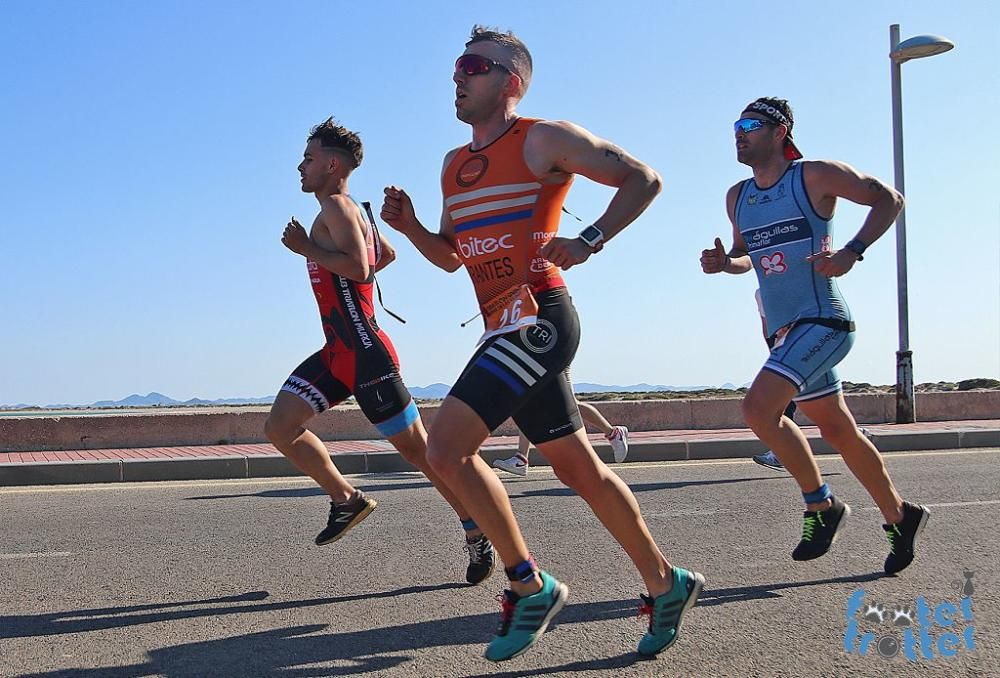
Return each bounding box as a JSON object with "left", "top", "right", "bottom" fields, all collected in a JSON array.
[
  {"left": 743, "top": 101, "right": 792, "bottom": 129},
  {"left": 742, "top": 101, "right": 802, "bottom": 160}
]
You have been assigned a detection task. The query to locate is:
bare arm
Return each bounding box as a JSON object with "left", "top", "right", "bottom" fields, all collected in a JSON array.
[
  {"left": 526, "top": 121, "right": 662, "bottom": 269},
  {"left": 281, "top": 197, "right": 370, "bottom": 282},
  {"left": 701, "top": 182, "right": 753, "bottom": 275},
  {"left": 803, "top": 160, "right": 904, "bottom": 277},
  {"left": 380, "top": 149, "right": 464, "bottom": 273}
]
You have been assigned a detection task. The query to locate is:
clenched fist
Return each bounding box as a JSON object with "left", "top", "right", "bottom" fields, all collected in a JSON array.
[
  {"left": 381, "top": 186, "right": 417, "bottom": 234},
  {"left": 282, "top": 217, "right": 313, "bottom": 256}
]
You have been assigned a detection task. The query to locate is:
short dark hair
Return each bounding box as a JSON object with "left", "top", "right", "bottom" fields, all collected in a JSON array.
[
  {"left": 466, "top": 25, "right": 533, "bottom": 94},
  {"left": 307, "top": 118, "right": 363, "bottom": 169}
]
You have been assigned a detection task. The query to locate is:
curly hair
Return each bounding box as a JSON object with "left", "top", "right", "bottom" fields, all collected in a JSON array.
[{"left": 307, "top": 118, "right": 363, "bottom": 169}]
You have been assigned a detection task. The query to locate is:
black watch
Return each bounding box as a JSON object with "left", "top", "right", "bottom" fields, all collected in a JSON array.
[{"left": 844, "top": 238, "right": 867, "bottom": 261}]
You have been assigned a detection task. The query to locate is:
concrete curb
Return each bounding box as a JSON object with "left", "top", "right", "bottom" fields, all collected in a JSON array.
[{"left": 1, "top": 428, "right": 996, "bottom": 487}]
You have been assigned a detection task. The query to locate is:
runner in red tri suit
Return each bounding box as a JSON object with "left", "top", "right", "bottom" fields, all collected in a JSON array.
[{"left": 265, "top": 118, "right": 496, "bottom": 584}]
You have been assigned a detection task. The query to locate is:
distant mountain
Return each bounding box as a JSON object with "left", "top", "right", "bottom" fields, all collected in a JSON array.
[
  {"left": 92, "top": 392, "right": 181, "bottom": 408},
  {"left": 182, "top": 397, "right": 275, "bottom": 406},
  {"left": 89, "top": 392, "right": 274, "bottom": 408},
  {"left": 408, "top": 383, "right": 452, "bottom": 399},
  {"left": 2, "top": 383, "right": 749, "bottom": 410},
  {"left": 411, "top": 383, "right": 735, "bottom": 398},
  {"left": 573, "top": 383, "right": 715, "bottom": 393}
]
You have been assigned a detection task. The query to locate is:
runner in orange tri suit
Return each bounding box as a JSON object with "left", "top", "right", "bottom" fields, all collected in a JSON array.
[{"left": 381, "top": 26, "right": 703, "bottom": 662}]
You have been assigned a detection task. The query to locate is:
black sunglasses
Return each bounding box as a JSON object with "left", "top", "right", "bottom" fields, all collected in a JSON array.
[{"left": 455, "top": 54, "right": 512, "bottom": 77}]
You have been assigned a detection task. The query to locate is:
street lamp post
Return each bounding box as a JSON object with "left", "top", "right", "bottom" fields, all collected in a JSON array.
[{"left": 888, "top": 24, "right": 954, "bottom": 424}]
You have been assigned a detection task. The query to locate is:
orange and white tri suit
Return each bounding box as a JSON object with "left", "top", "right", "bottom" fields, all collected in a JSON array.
[
  {"left": 443, "top": 118, "right": 584, "bottom": 443},
  {"left": 443, "top": 117, "right": 572, "bottom": 343}
]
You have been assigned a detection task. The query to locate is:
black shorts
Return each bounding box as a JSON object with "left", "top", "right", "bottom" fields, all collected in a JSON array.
[
  {"left": 449, "top": 287, "right": 582, "bottom": 444},
  {"left": 280, "top": 347, "right": 418, "bottom": 437}
]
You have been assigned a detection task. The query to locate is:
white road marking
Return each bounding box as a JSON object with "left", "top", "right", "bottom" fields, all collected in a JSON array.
[
  {"left": 649, "top": 499, "right": 1000, "bottom": 520},
  {"left": 0, "top": 551, "right": 73, "bottom": 560},
  {"left": 859, "top": 499, "right": 1000, "bottom": 511}
]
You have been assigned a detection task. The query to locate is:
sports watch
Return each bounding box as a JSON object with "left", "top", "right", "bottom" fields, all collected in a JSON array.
[
  {"left": 844, "top": 238, "right": 867, "bottom": 261},
  {"left": 578, "top": 225, "right": 605, "bottom": 252}
]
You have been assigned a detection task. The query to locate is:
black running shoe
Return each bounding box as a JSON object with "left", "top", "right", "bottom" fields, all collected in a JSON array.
[
  {"left": 315, "top": 490, "right": 377, "bottom": 546},
  {"left": 883, "top": 501, "right": 930, "bottom": 575},
  {"left": 792, "top": 496, "right": 851, "bottom": 561},
  {"left": 464, "top": 534, "right": 496, "bottom": 585}
]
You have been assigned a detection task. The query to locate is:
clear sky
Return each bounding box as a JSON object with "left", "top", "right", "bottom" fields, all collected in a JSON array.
[{"left": 2, "top": 1, "right": 997, "bottom": 406}]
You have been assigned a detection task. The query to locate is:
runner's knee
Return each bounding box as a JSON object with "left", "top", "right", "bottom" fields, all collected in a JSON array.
[
  {"left": 391, "top": 431, "right": 426, "bottom": 465},
  {"left": 425, "top": 434, "right": 461, "bottom": 477},
  {"left": 264, "top": 413, "right": 300, "bottom": 448},
  {"left": 741, "top": 394, "right": 785, "bottom": 431},
  {"left": 550, "top": 455, "right": 601, "bottom": 493},
  {"left": 819, "top": 421, "right": 865, "bottom": 449}
]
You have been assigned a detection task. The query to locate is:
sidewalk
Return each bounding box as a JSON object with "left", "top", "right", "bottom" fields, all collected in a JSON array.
[{"left": 1, "top": 419, "right": 997, "bottom": 486}]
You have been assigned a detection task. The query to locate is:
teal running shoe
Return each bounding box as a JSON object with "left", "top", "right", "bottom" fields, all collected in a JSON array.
[
  {"left": 484, "top": 570, "right": 568, "bottom": 662},
  {"left": 637, "top": 566, "right": 705, "bottom": 656}
]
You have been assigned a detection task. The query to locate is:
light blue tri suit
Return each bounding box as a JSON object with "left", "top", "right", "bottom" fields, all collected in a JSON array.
[{"left": 735, "top": 161, "right": 855, "bottom": 401}]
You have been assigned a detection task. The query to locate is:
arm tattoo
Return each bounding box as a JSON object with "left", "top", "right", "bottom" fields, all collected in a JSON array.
[
  {"left": 604, "top": 146, "right": 623, "bottom": 162},
  {"left": 867, "top": 179, "right": 887, "bottom": 193}
]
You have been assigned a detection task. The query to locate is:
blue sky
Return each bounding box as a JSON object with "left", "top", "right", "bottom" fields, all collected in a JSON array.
[{"left": 2, "top": 1, "right": 997, "bottom": 406}]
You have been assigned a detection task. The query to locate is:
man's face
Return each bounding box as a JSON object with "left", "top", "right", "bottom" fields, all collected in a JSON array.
[
  {"left": 453, "top": 42, "right": 517, "bottom": 124},
  {"left": 297, "top": 139, "right": 335, "bottom": 193},
  {"left": 735, "top": 112, "right": 782, "bottom": 166}
]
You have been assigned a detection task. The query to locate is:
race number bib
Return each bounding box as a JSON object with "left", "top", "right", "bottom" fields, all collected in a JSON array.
[{"left": 480, "top": 284, "right": 539, "bottom": 343}]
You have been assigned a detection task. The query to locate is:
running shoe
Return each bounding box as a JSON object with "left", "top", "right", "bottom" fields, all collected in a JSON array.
[
  {"left": 484, "top": 570, "right": 569, "bottom": 662},
  {"left": 493, "top": 453, "right": 529, "bottom": 477},
  {"left": 883, "top": 502, "right": 930, "bottom": 575},
  {"left": 314, "top": 490, "right": 377, "bottom": 546},
  {"left": 752, "top": 450, "right": 787, "bottom": 472},
  {"left": 607, "top": 425, "right": 630, "bottom": 463},
  {"left": 791, "top": 496, "right": 851, "bottom": 561},
  {"left": 637, "top": 566, "right": 705, "bottom": 656},
  {"left": 465, "top": 534, "right": 496, "bottom": 585}
]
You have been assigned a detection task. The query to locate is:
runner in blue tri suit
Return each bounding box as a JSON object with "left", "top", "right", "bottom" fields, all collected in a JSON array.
[{"left": 700, "top": 97, "right": 929, "bottom": 575}]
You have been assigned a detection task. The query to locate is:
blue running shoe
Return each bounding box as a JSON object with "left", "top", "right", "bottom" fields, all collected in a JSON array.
[
  {"left": 637, "top": 566, "right": 705, "bottom": 656},
  {"left": 752, "top": 450, "right": 786, "bottom": 472},
  {"left": 484, "top": 570, "right": 568, "bottom": 662}
]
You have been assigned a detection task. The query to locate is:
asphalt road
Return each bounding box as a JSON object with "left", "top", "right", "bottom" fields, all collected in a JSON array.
[{"left": 2, "top": 448, "right": 997, "bottom": 677}]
